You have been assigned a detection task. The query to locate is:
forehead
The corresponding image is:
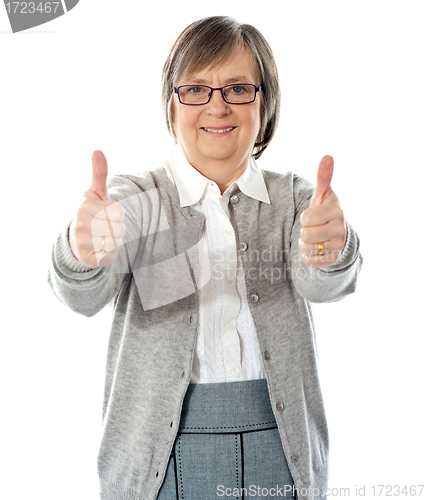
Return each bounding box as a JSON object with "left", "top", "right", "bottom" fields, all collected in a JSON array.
[{"left": 180, "top": 48, "right": 259, "bottom": 84}]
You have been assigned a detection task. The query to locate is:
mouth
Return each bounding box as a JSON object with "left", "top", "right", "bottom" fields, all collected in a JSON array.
[{"left": 201, "top": 126, "right": 236, "bottom": 134}]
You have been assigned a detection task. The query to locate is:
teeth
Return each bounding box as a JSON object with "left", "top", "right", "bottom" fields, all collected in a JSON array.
[{"left": 203, "top": 127, "right": 234, "bottom": 133}]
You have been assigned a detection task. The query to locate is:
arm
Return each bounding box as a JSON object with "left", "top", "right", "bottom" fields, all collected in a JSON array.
[
  {"left": 289, "top": 157, "right": 363, "bottom": 303},
  {"left": 47, "top": 152, "right": 142, "bottom": 317}
]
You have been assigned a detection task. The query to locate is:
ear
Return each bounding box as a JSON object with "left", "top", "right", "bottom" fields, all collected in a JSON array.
[{"left": 169, "top": 95, "right": 177, "bottom": 141}]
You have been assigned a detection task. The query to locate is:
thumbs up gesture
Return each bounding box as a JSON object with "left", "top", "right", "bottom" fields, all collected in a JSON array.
[
  {"left": 298, "top": 156, "right": 346, "bottom": 268},
  {"left": 69, "top": 151, "right": 125, "bottom": 269}
]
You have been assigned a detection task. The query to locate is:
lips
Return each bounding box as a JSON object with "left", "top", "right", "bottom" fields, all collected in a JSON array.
[{"left": 201, "top": 127, "right": 236, "bottom": 134}]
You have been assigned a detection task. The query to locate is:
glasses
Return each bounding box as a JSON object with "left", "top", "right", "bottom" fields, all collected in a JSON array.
[{"left": 174, "top": 84, "right": 262, "bottom": 105}]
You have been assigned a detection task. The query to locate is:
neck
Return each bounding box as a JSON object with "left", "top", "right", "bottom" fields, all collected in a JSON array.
[
  {"left": 180, "top": 149, "right": 251, "bottom": 194},
  {"left": 192, "top": 161, "right": 248, "bottom": 194}
]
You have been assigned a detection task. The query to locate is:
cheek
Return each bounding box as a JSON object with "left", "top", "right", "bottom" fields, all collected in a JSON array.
[
  {"left": 243, "top": 106, "right": 261, "bottom": 138},
  {"left": 174, "top": 107, "right": 199, "bottom": 137}
]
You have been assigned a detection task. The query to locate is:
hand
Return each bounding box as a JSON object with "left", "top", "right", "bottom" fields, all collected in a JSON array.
[
  {"left": 298, "top": 155, "right": 346, "bottom": 268},
  {"left": 69, "top": 151, "right": 125, "bottom": 269}
]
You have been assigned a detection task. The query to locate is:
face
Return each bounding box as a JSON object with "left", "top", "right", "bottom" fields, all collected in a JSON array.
[{"left": 172, "top": 48, "right": 261, "bottom": 183}]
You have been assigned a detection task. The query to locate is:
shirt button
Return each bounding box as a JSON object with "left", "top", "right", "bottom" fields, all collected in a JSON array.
[
  {"left": 240, "top": 242, "right": 248, "bottom": 251},
  {"left": 263, "top": 350, "right": 270, "bottom": 360},
  {"left": 230, "top": 195, "right": 239, "bottom": 204},
  {"left": 250, "top": 294, "right": 259, "bottom": 303},
  {"left": 276, "top": 401, "right": 284, "bottom": 411},
  {"left": 224, "top": 229, "right": 232, "bottom": 236},
  {"left": 231, "top": 368, "right": 240, "bottom": 378},
  {"left": 226, "top": 322, "right": 234, "bottom": 331}
]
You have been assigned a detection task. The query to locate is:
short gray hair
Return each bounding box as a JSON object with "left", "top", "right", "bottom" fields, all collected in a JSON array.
[{"left": 161, "top": 16, "right": 280, "bottom": 160}]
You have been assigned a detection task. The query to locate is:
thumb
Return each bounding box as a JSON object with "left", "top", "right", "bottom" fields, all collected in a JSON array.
[
  {"left": 90, "top": 150, "right": 109, "bottom": 200},
  {"left": 310, "top": 155, "right": 334, "bottom": 207}
]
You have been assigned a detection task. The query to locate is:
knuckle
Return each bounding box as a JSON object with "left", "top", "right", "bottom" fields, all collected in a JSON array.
[
  {"left": 300, "top": 210, "right": 308, "bottom": 227},
  {"left": 74, "top": 219, "right": 86, "bottom": 234},
  {"left": 331, "top": 205, "right": 342, "bottom": 219},
  {"left": 116, "top": 202, "right": 125, "bottom": 220},
  {"left": 115, "top": 222, "right": 126, "bottom": 238},
  {"left": 337, "top": 224, "right": 346, "bottom": 238},
  {"left": 105, "top": 201, "right": 124, "bottom": 220}
]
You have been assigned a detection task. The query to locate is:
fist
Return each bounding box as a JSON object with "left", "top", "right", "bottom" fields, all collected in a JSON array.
[
  {"left": 69, "top": 151, "right": 125, "bottom": 269},
  {"left": 298, "top": 156, "right": 346, "bottom": 268}
]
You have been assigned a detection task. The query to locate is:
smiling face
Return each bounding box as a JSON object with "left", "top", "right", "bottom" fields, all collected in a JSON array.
[{"left": 172, "top": 48, "right": 262, "bottom": 190}]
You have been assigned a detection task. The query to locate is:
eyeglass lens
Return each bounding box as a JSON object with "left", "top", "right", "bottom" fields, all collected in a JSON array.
[{"left": 178, "top": 84, "right": 257, "bottom": 105}]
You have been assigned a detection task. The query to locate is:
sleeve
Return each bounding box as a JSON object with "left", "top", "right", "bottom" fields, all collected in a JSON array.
[
  {"left": 47, "top": 175, "right": 147, "bottom": 317},
  {"left": 289, "top": 176, "right": 363, "bottom": 303}
]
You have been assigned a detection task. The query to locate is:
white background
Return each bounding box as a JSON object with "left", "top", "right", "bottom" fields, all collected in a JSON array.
[{"left": 1, "top": 1, "right": 425, "bottom": 499}]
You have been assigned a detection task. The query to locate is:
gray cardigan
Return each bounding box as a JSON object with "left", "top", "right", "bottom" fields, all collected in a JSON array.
[{"left": 48, "top": 166, "right": 362, "bottom": 500}]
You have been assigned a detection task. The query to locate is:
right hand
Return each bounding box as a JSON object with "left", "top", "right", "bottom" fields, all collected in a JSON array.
[{"left": 69, "top": 150, "right": 125, "bottom": 269}]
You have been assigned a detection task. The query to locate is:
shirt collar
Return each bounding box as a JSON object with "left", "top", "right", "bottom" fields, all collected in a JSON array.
[{"left": 165, "top": 143, "right": 271, "bottom": 207}]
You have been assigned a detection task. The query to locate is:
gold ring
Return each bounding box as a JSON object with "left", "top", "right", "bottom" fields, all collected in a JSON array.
[{"left": 317, "top": 242, "right": 324, "bottom": 256}]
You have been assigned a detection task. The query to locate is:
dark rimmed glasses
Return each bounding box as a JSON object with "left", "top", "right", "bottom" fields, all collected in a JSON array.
[{"left": 174, "top": 84, "right": 262, "bottom": 105}]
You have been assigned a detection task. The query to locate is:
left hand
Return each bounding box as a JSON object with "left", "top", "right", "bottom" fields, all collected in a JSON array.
[{"left": 298, "top": 155, "right": 346, "bottom": 268}]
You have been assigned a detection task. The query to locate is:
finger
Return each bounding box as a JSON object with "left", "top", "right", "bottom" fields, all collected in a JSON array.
[
  {"left": 300, "top": 223, "right": 337, "bottom": 244},
  {"left": 300, "top": 200, "right": 342, "bottom": 228},
  {"left": 94, "top": 250, "right": 119, "bottom": 268},
  {"left": 90, "top": 150, "right": 109, "bottom": 201},
  {"left": 298, "top": 239, "right": 343, "bottom": 258},
  {"left": 80, "top": 196, "right": 124, "bottom": 221},
  {"left": 92, "top": 236, "right": 124, "bottom": 254},
  {"left": 310, "top": 155, "right": 334, "bottom": 208},
  {"left": 90, "top": 218, "right": 126, "bottom": 238}
]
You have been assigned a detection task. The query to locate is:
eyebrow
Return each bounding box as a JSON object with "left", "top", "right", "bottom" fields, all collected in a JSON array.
[{"left": 188, "top": 76, "right": 251, "bottom": 85}]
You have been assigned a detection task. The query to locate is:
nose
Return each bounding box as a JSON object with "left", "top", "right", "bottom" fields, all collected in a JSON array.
[{"left": 205, "top": 89, "right": 230, "bottom": 117}]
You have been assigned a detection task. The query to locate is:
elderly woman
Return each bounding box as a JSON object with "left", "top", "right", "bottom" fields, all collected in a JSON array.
[{"left": 48, "top": 16, "right": 362, "bottom": 500}]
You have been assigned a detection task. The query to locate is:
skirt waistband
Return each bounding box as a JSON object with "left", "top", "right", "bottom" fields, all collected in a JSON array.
[{"left": 178, "top": 378, "right": 277, "bottom": 434}]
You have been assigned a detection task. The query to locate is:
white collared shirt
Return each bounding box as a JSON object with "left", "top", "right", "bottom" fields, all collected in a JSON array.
[{"left": 164, "top": 144, "right": 270, "bottom": 384}]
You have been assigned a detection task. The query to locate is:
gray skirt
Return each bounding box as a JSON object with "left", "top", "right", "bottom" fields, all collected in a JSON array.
[{"left": 157, "top": 379, "right": 295, "bottom": 499}]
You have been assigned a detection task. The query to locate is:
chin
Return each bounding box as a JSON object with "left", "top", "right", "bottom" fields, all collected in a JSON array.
[{"left": 201, "top": 147, "right": 237, "bottom": 162}]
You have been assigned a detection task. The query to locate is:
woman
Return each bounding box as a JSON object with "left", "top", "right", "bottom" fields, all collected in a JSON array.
[{"left": 48, "top": 16, "right": 362, "bottom": 500}]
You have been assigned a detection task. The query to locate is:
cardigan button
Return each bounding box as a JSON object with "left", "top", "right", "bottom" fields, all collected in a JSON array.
[
  {"left": 250, "top": 294, "right": 259, "bottom": 303},
  {"left": 263, "top": 350, "right": 270, "bottom": 360},
  {"left": 230, "top": 195, "right": 239, "bottom": 204},
  {"left": 276, "top": 401, "right": 284, "bottom": 411},
  {"left": 240, "top": 242, "right": 248, "bottom": 251},
  {"left": 291, "top": 454, "right": 297, "bottom": 462}
]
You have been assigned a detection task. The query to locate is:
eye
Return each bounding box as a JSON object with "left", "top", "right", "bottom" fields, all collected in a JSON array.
[
  {"left": 183, "top": 86, "right": 209, "bottom": 95},
  {"left": 188, "top": 86, "right": 203, "bottom": 94},
  {"left": 230, "top": 85, "right": 249, "bottom": 94}
]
